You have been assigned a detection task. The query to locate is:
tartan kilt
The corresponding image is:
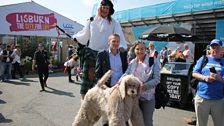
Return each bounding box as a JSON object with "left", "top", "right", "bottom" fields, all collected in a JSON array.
[{"left": 79, "top": 47, "right": 98, "bottom": 94}]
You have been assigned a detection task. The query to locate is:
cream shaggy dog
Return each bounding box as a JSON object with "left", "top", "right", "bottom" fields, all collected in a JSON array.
[{"left": 72, "top": 70, "right": 145, "bottom": 126}]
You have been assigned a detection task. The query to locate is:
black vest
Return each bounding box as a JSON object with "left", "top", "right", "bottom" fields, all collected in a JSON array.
[{"left": 1, "top": 50, "right": 13, "bottom": 63}]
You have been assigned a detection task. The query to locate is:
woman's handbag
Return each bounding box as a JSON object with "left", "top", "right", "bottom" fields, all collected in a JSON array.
[{"left": 64, "top": 66, "right": 68, "bottom": 73}]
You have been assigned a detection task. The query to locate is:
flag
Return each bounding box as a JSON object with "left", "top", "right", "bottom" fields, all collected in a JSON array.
[{"left": 52, "top": 27, "right": 61, "bottom": 51}]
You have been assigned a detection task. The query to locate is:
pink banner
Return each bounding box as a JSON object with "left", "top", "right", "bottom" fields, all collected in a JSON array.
[{"left": 6, "top": 12, "right": 57, "bottom": 32}]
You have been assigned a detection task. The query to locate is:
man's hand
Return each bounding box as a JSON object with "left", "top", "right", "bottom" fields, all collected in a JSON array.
[
  {"left": 205, "top": 74, "right": 216, "bottom": 83},
  {"left": 32, "top": 60, "right": 36, "bottom": 71},
  {"left": 210, "top": 72, "right": 223, "bottom": 82},
  {"left": 32, "top": 66, "right": 35, "bottom": 71}
]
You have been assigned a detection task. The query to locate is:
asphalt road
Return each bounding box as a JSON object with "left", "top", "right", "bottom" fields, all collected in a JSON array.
[{"left": 0, "top": 73, "right": 213, "bottom": 126}]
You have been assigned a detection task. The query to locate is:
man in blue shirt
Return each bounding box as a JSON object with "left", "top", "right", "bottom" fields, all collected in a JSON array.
[
  {"left": 96, "top": 34, "right": 128, "bottom": 88},
  {"left": 95, "top": 34, "right": 128, "bottom": 126},
  {"left": 192, "top": 39, "right": 224, "bottom": 126}
]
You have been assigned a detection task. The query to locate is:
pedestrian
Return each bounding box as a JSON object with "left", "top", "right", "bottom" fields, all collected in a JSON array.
[
  {"left": 127, "top": 45, "right": 135, "bottom": 63},
  {"left": 169, "top": 47, "right": 186, "bottom": 62},
  {"left": 96, "top": 34, "right": 128, "bottom": 88},
  {"left": 160, "top": 46, "right": 168, "bottom": 67},
  {"left": 0, "top": 45, "right": 13, "bottom": 82},
  {"left": 183, "top": 43, "right": 193, "bottom": 62},
  {"left": 184, "top": 45, "right": 211, "bottom": 125},
  {"left": 0, "top": 44, "right": 14, "bottom": 82},
  {"left": 70, "top": 54, "right": 80, "bottom": 82},
  {"left": 32, "top": 43, "right": 50, "bottom": 92},
  {"left": 64, "top": 54, "right": 79, "bottom": 83},
  {"left": 95, "top": 34, "right": 129, "bottom": 125},
  {"left": 11, "top": 44, "right": 24, "bottom": 80},
  {"left": 72, "top": 0, "right": 127, "bottom": 99},
  {"left": 122, "top": 41, "right": 160, "bottom": 126},
  {"left": 148, "top": 42, "right": 158, "bottom": 58},
  {"left": 175, "top": 50, "right": 186, "bottom": 62},
  {"left": 66, "top": 45, "right": 75, "bottom": 83},
  {"left": 192, "top": 39, "right": 224, "bottom": 126}
]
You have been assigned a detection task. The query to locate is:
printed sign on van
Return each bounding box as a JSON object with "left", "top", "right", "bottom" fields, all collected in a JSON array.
[{"left": 6, "top": 12, "right": 57, "bottom": 32}]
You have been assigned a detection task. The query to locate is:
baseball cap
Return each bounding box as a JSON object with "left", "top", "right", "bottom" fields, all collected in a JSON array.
[{"left": 210, "top": 39, "right": 222, "bottom": 46}]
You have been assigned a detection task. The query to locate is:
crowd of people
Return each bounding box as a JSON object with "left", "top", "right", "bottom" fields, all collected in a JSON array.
[
  {"left": 0, "top": 43, "right": 25, "bottom": 83},
  {"left": 71, "top": 0, "right": 160, "bottom": 125},
  {"left": 70, "top": 1, "right": 224, "bottom": 126}
]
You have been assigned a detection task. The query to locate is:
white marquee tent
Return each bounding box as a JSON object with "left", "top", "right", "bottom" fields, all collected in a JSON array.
[{"left": 0, "top": 1, "right": 83, "bottom": 38}]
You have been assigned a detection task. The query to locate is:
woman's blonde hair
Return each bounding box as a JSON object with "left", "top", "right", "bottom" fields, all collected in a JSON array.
[{"left": 133, "top": 41, "right": 146, "bottom": 50}]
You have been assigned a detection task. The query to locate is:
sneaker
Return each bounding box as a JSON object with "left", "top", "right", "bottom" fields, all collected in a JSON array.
[
  {"left": 69, "top": 80, "right": 75, "bottom": 83},
  {"left": 12, "top": 77, "right": 18, "bottom": 79},
  {"left": 40, "top": 89, "right": 46, "bottom": 92},
  {"left": 19, "top": 78, "right": 25, "bottom": 81}
]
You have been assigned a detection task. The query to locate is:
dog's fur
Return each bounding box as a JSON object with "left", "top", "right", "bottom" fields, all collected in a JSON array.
[{"left": 72, "top": 70, "right": 145, "bottom": 126}]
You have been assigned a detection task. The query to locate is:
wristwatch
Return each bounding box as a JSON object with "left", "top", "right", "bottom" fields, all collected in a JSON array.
[{"left": 203, "top": 76, "right": 206, "bottom": 81}]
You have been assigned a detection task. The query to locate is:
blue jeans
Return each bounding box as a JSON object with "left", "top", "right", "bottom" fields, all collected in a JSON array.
[{"left": 1, "top": 62, "right": 12, "bottom": 81}]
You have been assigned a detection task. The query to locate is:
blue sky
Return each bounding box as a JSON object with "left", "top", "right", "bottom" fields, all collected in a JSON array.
[{"left": 0, "top": 0, "right": 173, "bottom": 25}]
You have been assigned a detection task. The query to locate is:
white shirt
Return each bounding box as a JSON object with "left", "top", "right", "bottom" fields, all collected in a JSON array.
[
  {"left": 183, "top": 49, "right": 193, "bottom": 62},
  {"left": 64, "top": 58, "right": 74, "bottom": 67},
  {"left": 149, "top": 49, "right": 157, "bottom": 57},
  {"left": 109, "top": 49, "right": 123, "bottom": 87},
  {"left": 12, "top": 49, "right": 21, "bottom": 63},
  {"left": 73, "top": 15, "right": 127, "bottom": 51},
  {"left": 133, "top": 56, "right": 155, "bottom": 101}
]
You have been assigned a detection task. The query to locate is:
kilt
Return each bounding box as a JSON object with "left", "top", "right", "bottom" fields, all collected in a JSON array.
[{"left": 80, "top": 47, "right": 98, "bottom": 94}]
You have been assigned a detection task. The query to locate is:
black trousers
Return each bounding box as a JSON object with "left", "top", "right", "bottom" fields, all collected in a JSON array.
[
  {"left": 37, "top": 66, "right": 48, "bottom": 90},
  {"left": 67, "top": 66, "right": 72, "bottom": 81},
  {"left": 12, "top": 62, "right": 23, "bottom": 78}
]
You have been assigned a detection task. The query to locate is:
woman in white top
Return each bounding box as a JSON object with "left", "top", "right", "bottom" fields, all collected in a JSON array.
[{"left": 123, "top": 42, "right": 160, "bottom": 126}]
